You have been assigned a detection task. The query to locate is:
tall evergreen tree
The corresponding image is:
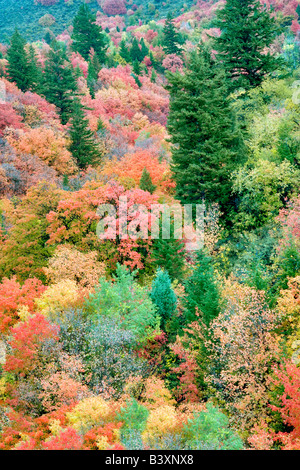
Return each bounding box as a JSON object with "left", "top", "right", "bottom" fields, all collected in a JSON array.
[
  {"left": 166, "top": 44, "right": 242, "bottom": 219},
  {"left": 87, "top": 52, "right": 101, "bottom": 99},
  {"left": 119, "top": 39, "right": 131, "bottom": 63},
  {"left": 6, "top": 29, "right": 31, "bottom": 92},
  {"left": 72, "top": 4, "right": 108, "bottom": 62},
  {"left": 152, "top": 237, "right": 185, "bottom": 282},
  {"left": 133, "top": 59, "right": 141, "bottom": 76},
  {"left": 68, "top": 99, "right": 102, "bottom": 169},
  {"left": 151, "top": 214, "right": 185, "bottom": 282},
  {"left": 163, "top": 13, "right": 181, "bottom": 56},
  {"left": 132, "top": 73, "right": 142, "bottom": 88},
  {"left": 44, "top": 30, "right": 53, "bottom": 45},
  {"left": 213, "top": 0, "right": 282, "bottom": 90},
  {"left": 27, "top": 45, "right": 43, "bottom": 93},
  {"left": 183, "top": 250, "right": 221, "bottom": 327},
  {"left": 140, "top": 38, "right": 149, "bottom": 61},
  {"left": 130, "top": 37, "right": 144, "bottom": 63},
  {"left": 150, "top": 68, "right": 157, "bottom": 83},
  {"left": 139, "top": 167, "right": 156, "bottom": 194},
  {"left": 150, "top": 268, "right": 177, "bottom": 331},
  {"left": 42, "top": 42, "right": 78, "bottom": 125}
]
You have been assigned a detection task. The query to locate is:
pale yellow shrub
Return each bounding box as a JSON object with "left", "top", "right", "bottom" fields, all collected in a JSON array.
[
  {"left": 66, "top": 396, "right": 113, "bottom": 431},
  {"left": 35, "top": 279, "right": 81, "bottom": 319}
]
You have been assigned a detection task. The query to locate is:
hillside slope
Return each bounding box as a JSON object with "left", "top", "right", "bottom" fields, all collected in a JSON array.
[{"left": 0, "top": 0, "right": 195, "bottom": 42}]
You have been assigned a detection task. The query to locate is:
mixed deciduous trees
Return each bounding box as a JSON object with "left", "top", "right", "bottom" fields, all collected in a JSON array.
[{"left": 1, "top": 0, "right": 300, "bottom": 452}]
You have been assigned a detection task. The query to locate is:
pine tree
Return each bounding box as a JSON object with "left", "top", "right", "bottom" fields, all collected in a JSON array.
[
  {"left": 42, "top": 42, "right": 78, "bottom": 125},
  {"left": 68, "top": 99, "right": 101, "bottom": 169},
  {"left": 6, "top": 29, "right": 31, "bottom": 92},
  {"left": 151, "top": 213, "right": 185, "bottom": 282},
  {"left": 97, "top": 117, "right": 106, "bottom": 132},
  {"left": 133, "top": 59, "right": 141, "bottom": 76},
  {"left": 44, "top": 30, "right": 53, "bottom": 45},
  {"left": 87, "top": 61, "right": 96, "bottom": 99},
  {"left": 152, "top": 237, "right": 185, "bottom": 282},
  {"left": 149, "top": 50, "right": 162, "bottom": 73},
  {"left": 150, "top": 68, "right": 157, "bottom": 83},
  {"left": 140, "top": 38, "right": 149, "bottom": 60},
  {"left": 183, "top": 250, "right": 221, "bottom": 327},
  {"left": 150, "top": 268, "right": 177, "bottom": 331},
  {"left": 87, "top": 52, "right": 101, "bottom": 99},
  {"left": 166, "top": 44, "right": 242, "bottom": 219},
  {"left": 132, "top": 73, "right": 142, "bottom": 87},
  {"left": 149, "top": 51, "right": 156, "bottom": 67},
  {"left": 119, "top": 39, "right": 131, "bottom": 63},
  {"left": 130, "top": 37, "right": 143, "bottom": 63},
  {"left": 27, "top": 45, "right": 42, "bottom": 93},
  {"left": 213, "top": 0, "right": 282, "bottom": 90},
  {"left": 139, "top": 167, "right": 156, "bottom": 193},
  {"left": 72, "top": 4, "right": 108, "bottom": 62},
  {"left": 163, "top": 13, "right": 181, "bottom": 56}
]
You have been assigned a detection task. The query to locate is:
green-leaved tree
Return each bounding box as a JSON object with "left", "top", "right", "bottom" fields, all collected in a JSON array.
[
  {"left": 42, "top": 41, "right": 78, "bottom": 125},
  {"left": 72, "top": 4, "right": 108, "bottom": 62},
  {"left": 7, "top": 29, "right": 31, "bottom": 92},
  {"left": 68, "top": 99, "right": 102, "bottom": 169},
  {"left": 213, "top": 0, "right": 282, "bottom": 90},
  {"left": 166, "top": 44, "right": 243, "bottom": 219}
]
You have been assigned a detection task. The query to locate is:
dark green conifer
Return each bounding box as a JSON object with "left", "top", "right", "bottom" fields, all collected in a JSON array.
[
  {"left": 133, "top": 59, "right": 141, "bottom": 76},
  {"left": 150, "top": 68, "right": 157, "bottom": 83},
  {"left": 183, "top": 250, "right": 221, "bottom": 327},
  {"left": 130, "top": 37, "right": 143, "bottom": 62},
  {"left": 44, "top": 30, "right": 53, "bottom": 45},
  {"left": 139, "top": 167, "right": 156, "bottom": 194},
  {"left": 87, "top": 52, "right": 101, "bottom": 99},
  {"left": 140, "top": 38, "right": 149, "bottom": 60},
  {"left": 151, "top": 237, "right": 185, "bottom": 282},
  {"left": 213, "top": 0, "right": 282, "bottom": 90},
  {"left": 27, "top": 45, "right": 43, "bottom": 93},
  {"left": 166, "top": 43, "right": 242, "bottom": 218},
  {"left": 150, "top": 268, "right": 177, "bottom": 331},
  {"left": 42, "top": 41, "right": 78, "bottom": 125},
  {"left": 6, "top": 29, "right": 31, "bottom": 92},
  {"left": 119, "top": 39, "right": 131, "bottom": 63},
  {"left": 68, "top": 99, "right": 102, "bottom": 169},
  {"left": 162, "top": 13, "right": 181, "bottom": 56},
  {"left": 72, "top": 4, "right": 108, "bottom": 62}
]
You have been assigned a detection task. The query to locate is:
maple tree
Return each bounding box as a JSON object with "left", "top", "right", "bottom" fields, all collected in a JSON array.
[
  {"left": 44, "top": 245, "right": 106, "bottom": 293},
  {"left": 45, "top": 182, "right": 158, "bottom": 272},
  {"left": 102, "top": 0, "right": 127, "bottom": 16},
  {"left": 0, "top": 104, "right": 23, "bottom": 137},
  {"left": 7, "top": 127, "right": 76, "bottom": 175},
  {"left": 270, "top": 360, "right": 300, "bottom": 450},
  {"left": 0, "top": 276, "right": 45, "bottom": 334},
  {"left": 0, "top": 182, "right": 63, "bottom": 282},
  {"left": 4, "top": 313, "right": 59, "bottom": 376},
  {"left": 207, "top": 280, "right": 281, "bottom": 432},
  {"left": 1, "top": 0, "right": 300, "bottom": 451}
]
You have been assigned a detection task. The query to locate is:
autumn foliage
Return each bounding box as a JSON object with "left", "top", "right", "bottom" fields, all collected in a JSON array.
[
  {"left": 0, "top": 0, "right": 300, "bottom": 452},
  {"left": 0, "top": 277, "right": 45, "bottom": 333}
]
